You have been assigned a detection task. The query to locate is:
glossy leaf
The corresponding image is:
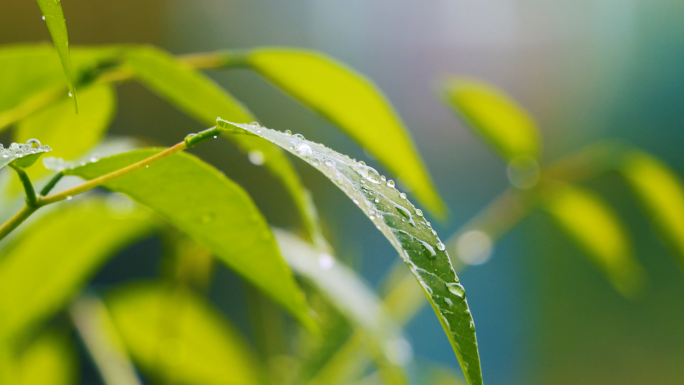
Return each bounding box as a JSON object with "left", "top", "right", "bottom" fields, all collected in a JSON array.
[
  {"left": 620, "top": 151, "right": 684, "bottom": 269},
  {"left": 0, "top": 198, "right": 157, "bottom": 340},
  {"left": 10, "top": 83, "right": 116, "bottom": 194},
  {"left": 543, "top": 184, "right": 646, "bottom": 297},
  {"left": 105, "top": 281, "right": 264, "bottom": 385},
  {"left": 35, "top": 0, "right": 77, "bottom": 110},
  {"left": 443, "top": 77, "right": 540, "bottom": 162},
  {"left": 14, "top": 328, "right": 78, "bottom": 385},
  {"left": 247, "top": 48, "right": 445, "bottom": 216},
  {"left": 274, "top": 228, "right": 410, "bottom": 384},
  {"left": 0, "top": 139, "right": 52, "bottom": 171},
  {"left": 221, "top": 120, "right": 483, "bottom": 385},
  {"left": 122, "top": 46, "right": 320, "bottom": 242},
  {"left": 62, "top": 149, "right": 314, "bottom": 329}
]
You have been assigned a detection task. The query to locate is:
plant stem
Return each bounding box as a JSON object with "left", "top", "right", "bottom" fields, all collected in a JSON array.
[
  {"left": 9, "top": 164, "right": 38, "bottom": 207},
  {"left": 39, "top": 171, "right": 64, "bottom": 196},
  {"left": 0, "top": 205, "right": 37, "bottom": 241}
]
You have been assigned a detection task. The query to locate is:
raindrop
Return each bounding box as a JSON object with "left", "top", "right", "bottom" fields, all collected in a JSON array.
[
  {"left": 446, "top": 282, "right": 465, "bottom": 298},
  {"left": 418, "top": 240, "right": 437, "bottom": 259},
  {"left": 415, "top": 209, "right": 423, "bottom": 217},
  {"left": 285, "top": 130, "right": 292, "bottom": 135},
  {"left": 248, "top": 150, "right": 265, "bottom": 166},
  {"left": 358, "top": 160, "right": 366, "bottom": 166},
  {"left": 444, "top": 297, "right": 453, "bottom": 306},
  {"left": 318, "top": 254, "right": 334, "bottom": 270},
  {"left": 324, "top": 159, "right": 334, "bottom": 168},
  {"left": 436, "top": 242, "right": 446, "bottom": 251},
  {"left": 213, "top": 135, "right": 217, "bottom": 139},
  {"left": 66, "top": 196, "right": 73, "bottom": 201},
  {"left": 399, "top": 193, "right": 406, "bottom": 199},
  {"left": 294, "top": 133, "right": 305, "bottom": 140},
  {"left": 353, "top": 199, "right": 359, "bottom": 205},
  {"left": 26, "top": 139, "right": 41, "bottom": 148},
  {"left": 68, "top": 92, "right": 73, "bottom": 97},
  {"left": 89, "top": 156, "right": 99, "bottom": 163},
  {"left": 386, "top": 180, "right": 395, "bottom": 188},
  {"left": 374, "top": 198, "right": 380, "bottom": 203},
  {"left": 249, "top": 121, "right": 260, "bottom": 128},
  {"left": 296, "top": 143, "right": 313, "bottom": 157},
  {"left": 380, "top": 175, "right": 387, "bottom": 182},
  {"left": 41, "top": 16, "right": 46, "bottom": 20}
]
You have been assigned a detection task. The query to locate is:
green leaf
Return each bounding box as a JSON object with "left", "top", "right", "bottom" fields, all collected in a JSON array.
[
  {"left": 122, "top": 46, "right": 321, "bottom": 243},
  {"left": 246, "top": 48, "right": 445, "bottom": 216},
  {"left": 220, "top": 120, "right": 483, "bottom": 385},
  {"left": 62, "top": 149, "right": 314, "bottom": 330},
  {"left": 35, "top": 0, "right": 77, "bottom": 111},
  {"left": 0, "top": 197, "right": 157, "bottom": 340},
  {"left": 274, "top": 228, "right": 409, "bottom": 385},
  {"left": 13, "top": 328, "right": 78, "bottom": 385},
  {"left": 543, "top": 183, "right": 646, "bottom": 297},
  {"left": 620, "top": 151, "right": 684, "bottom": 269},
  {"left": 0, "top": 140, "right": 52, "bottom": 172},
  {"left": 418, "top": 361, "right": 467, "bottom": 385},
  {"left": 443, "top": 77, "right": 540, "bottom": 162},
  {"left": 105, "top": 281, "right": 264, "bottom": 385},
  {"left": 10, "top": 83, "right": 116, "bottom": 194}
]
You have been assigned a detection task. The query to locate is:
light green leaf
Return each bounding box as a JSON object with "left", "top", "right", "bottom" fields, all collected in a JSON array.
[
  {"left": 274, "top": 228, "right": 409, "bottom": 385},
  {"left": 221, "top": 120, "right": 483, "bottom": 385},
  {"left": 543, "top": 183, "right": 646, "bottom": 297},
  {"left": 443, "top": 77, "right": 540, "bottom": 162},
  {"left": 35, "top": 0, "right": 77, "bottom": 110},
  {"left": 62, "top": 149, "right": 314, "bottom": 330},
  {"left": 0, "top": 197, "right": 157, "bottom": 340},
  {"left": 621, "top": 151, "right": 684, "bottom": 269},
  {"left": 418, "top": 361, "right": 467, "bottom": 385},
  {"left": 105, "top": 281, "right": 264, "bottom": 385},
  {"left": 14, "top": 328, "right": 78, "bottom": 385},
  {"left": 123, "top": 46, "right": 321, "bottom": 243},
  {"left": 0, "top": 140, "right": 53, "bottom": 171},
  {"left": 246, "top": 48, "right": 445, "bottom": 216},
  {"left": 10, "top": 83, "right": 116, "bottom": 194}
]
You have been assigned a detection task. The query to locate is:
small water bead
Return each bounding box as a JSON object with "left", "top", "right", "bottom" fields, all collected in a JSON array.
[
  {"left": 89, "top": 156, "right": 99, "bottom": 163},
  {"left": 380, "top": 175, "right": 386, "bottom": 182},
  {"left": 26, "top": 139, "right": 41, "bottom": 148},
  {"left": 324, "top": 159, "right": 334, "bottom": 168},
  {"left": 285, "top": 130, "right": 292, "bottom": 135},
  {"left": 415, "top": 209, "right": 423, "bottom": 217},
  {"left": 358, "top": 160, "right": 366, "bottom": 166},
  {"left": 68, "top": 92, "right": 73, "bottom": 97},
  {"left": 374, "top": 198, "right": 380, "bottom": 203},
  {"left": 318, "top": 254, "right": 335, "bottom": 270},
  {"left": 295, "top": 143, "right": 313, "bottom": 157},
  {"left": 249, "top": 121, "right": 260, "bottom": 128},
  {"left": 293, "top": 133, "right": 305, "bottom": 140},
  {"left": 42, "top": 16, "right": 46, "bottom": 20},
  {"left": 446, "top": 282, "right": 466, "bottom": 298},
  {"left": 399, "top": 193, "right": 406, "bottom": 199},
  {"left": 444, "top": 297, "right": 453, "bottom": 306},
  {"left": 436, "top": 242, "right": 446, "bottom": 251},
  {"left": 66, "top": 196, "right": 73, "bottom": 201},
  {"left": 386, "top": 180, "right": 395, "bottom": 188},
  {"left": 213, "top": 135, "right": 217, "bottom": 139},
  {"left": 353, "top": 199, "right": 359, "bottom": 205},
  {"left": 248, "top": 150, "right": 265, "bottom": 166}
]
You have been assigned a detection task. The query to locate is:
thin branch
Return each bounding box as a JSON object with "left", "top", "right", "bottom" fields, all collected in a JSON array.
[
  {"left": 9, "top": 164, "right": 38, "bottom": 207},
  {"left": 0, "top": 205, "right": 37, "bottom": 242}
]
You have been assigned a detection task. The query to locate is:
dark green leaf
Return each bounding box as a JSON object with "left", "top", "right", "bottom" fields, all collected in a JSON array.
[{"left": 221, "top": 120, "right": 483, "bottom": 385}]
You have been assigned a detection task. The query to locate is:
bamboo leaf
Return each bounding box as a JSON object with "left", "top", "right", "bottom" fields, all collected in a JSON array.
[
  {"left": 620, "top": 151, "right": 684, "bottom": 269},
  {"left": 14, "top": 328, "right": 78, "bottom": 385},
  {"left": 246, "top": 48, "right": 445, "bottom": 216},
  {"left": 35, "top": 0, "right": 77, "bottom": 110},
  {"left": 10, "top": 83, "right": 116, "bottom": 194},
  {"left": 122, "top": 46, "right": 321, "bottom": 243},
  {"left": 105, "top": 281, "right": 264, "bottom": 385},
  {"left": 443, "top": 77, "right": 540, "bottom": 162},
  {"left": 220, "top": 120, "right": 483, "bottom": 385},
  {"left": 274, "top": 228, "right": 410, "bottom": 384},
  {"left": 543, "top": 184, "right": 646, "bottom": 297},
  {"left": 0, "top": 197, "right": 157, "bottom": 341},
  {"left": 62, "top": 149, "right": 314, "bottom": 330}
]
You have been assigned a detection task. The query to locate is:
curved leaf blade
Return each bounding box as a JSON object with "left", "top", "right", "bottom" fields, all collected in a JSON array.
[
  {"left": 620, "top": 151, "right": 684, "bottom": 269},
  {"left": 274, "top": 229, "right": 410, "bottom": 384},
  {"left": 14, "top": 328, "right": 78, "bottom": 385},
  {"left": 63, "top": 149, "right": 314, "bottom": 330},
  {"left": 0, "top": 197, "right": 156, "bottom": 341},
  {"left": 543, "top": 184, "right": 646, "bottom": 297},
  {"left": 123, "top": 46, "right": 321, "bottom": 243},
  {"left": 443, "top": 77, "right": 540, "bottom": 162},
  {"left": 35, "top": 0, "right": 77, "bottom": 110},
  {"left": 247, "top": 48, "right": 445, "bottom": 216},
  {"left": 105, "top": 281, "right": 264, "bottom": 385},
  {"left": 221, "top": 120, "right": 483, "bottom": 385}
]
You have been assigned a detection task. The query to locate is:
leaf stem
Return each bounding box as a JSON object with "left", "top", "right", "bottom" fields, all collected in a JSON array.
[
  {"left": 0, "top": 205, "right": 37, "bottom": 241},
  {"left": 9, "top": 164, "right": 38, "bottom": 207},
  {"left": 39, "top": 171, "right": 64, "bottom": 196}
]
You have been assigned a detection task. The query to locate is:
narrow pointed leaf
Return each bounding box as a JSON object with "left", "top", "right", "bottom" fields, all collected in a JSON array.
[
  {"left": 443, "top": 77, "right": 540, "bottom": 161},
  {"left": 274, "top": 229, "right": 410, "bottom": 384},
  {"left": 543, "top": 184, "right": 646, "bottom": 297},
  {"left": 62, "top": 149, "right": 314, "bottom": 329},
  {"left": 35, "top": 0, "right": 77, "bottom": 110},
  {"left": 620, "top": 151, "right": 684, "bottom": 269},
  {"left": 14, "top": 328, "right": 78, "bottom": 385},
  {"left": 0, "top": 198, "right": 156, "bottom": 340},
  {"left": 122, "top": 46, "right": 320, "bottom": 242},
  {"left": 105, "top": 281, "right": 264, "bottom": 385},
  {"left": 246, "top": 48, "right": 445, "bottom": 216},
  {"left": 221, "top": 120, "right": 483, "bottom": 385},
  {"left": 10, "top": 83, "right": 116, "bottom": 194}
]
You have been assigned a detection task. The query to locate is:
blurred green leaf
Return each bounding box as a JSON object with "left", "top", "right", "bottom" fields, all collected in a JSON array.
[
  {"left": 222, "top": 120, "right": 483, "bottom": 385},
  {"left": 14, "top": 328, "right": 78, "bottom": 385},
  {"left": 443, "top": 77, "right": 540, "bottom": 162},
  {"left": 63, "top": 149, "right": 314, "bottom": 330},
  {"left": 0, "top": 197, "right": 157, "bottom": 340},
  {"left": 10, "top": 83, "right": 116, "bottom": 195},
  {"left": 246, "top": 48, "right": 445, "bottom": 217},
  {"left": 621, "top": 151, "right": 684, "bottom": 269},
  {"left": 70, "top": 293, "right": 142, "bottom": 385},
  {"left": 543, "top": 183, "right": 646, "bottom": 297},
  {"left": 274, "top": 229, "right": 409, "bottom": 385},
  {"left": 35, "top": 0, "right": 77, "bottom": 111},
  {"left": 122, "top": 46, "right": 321, "bottom": 243},
  {"left": 105, "top": 281, "right": 264, "bottom": 385},
  {"left": 418, "top": 361, "right": 467, "bottom": 385}
]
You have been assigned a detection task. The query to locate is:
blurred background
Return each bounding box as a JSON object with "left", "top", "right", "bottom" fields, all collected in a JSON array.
[{"left": 3, "top": 1, "right": 684, "bottom": 384}]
